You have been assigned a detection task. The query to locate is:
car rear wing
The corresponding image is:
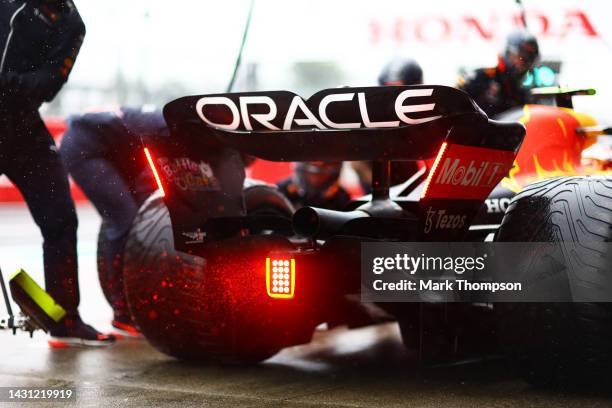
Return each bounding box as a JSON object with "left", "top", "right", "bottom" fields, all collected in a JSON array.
[
  {"left": 163, "top": 85, "right": 513, "bottom": 162},
  {"left": 159, "top": 85, "right": 526, "bottom": 245}
]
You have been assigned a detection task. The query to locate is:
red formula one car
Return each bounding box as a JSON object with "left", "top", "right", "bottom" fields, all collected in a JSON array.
[
  {"left": 470, "top": 87, "right": 612, "bottom": 233},
  {"left": 2, "top": 85, "right": 609, "bottom": 388},
  {"left": 111, "top": 84, "right": 611, "bottom": 386}
]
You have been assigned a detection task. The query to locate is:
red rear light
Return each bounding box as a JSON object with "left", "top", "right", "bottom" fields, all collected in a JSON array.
[
  {"left": 266, "top": 257, "right": 295, "bottom": 299},
  {"left": 421, "top": 142, "right": 447, "bottom": 199},
  {"left": 144, "top": 147, "right": 166, "bottom": 197}
]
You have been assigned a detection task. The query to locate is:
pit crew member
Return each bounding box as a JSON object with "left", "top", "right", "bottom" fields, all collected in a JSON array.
[
  {"left": 0, "top": 0, "right": 115, "bottom": 346},
  {"left": 277, "top": 161, "right": 350, "bottom": 210},
  {"left": 458, "top": 30, "right": 540, "bottom": 117},
  {"left": 60, "top": 106, "right": 163, "bottom": 337}
]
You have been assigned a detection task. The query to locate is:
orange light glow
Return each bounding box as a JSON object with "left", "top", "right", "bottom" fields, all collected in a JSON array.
[
  {"left": 144, "top": 147, "right": 166, "bottom": 197},
  {"left": 421, "top": 142, "right": 448, "bottom": 199},
  {"left": 265, "top": 257, "right": 295, "bottom": 299}
]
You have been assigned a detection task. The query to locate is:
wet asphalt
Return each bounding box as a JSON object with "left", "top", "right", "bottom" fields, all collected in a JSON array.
[{"left": 1, "top": 203, "right": 611, "bottom": 407}]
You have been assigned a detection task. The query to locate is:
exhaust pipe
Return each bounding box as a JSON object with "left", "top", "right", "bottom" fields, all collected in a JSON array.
[{"left": 293, "top": 207, "right": 369, "bottom": 238}]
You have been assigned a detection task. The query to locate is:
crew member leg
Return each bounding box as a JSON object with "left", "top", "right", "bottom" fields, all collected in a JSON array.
[
  {"left": 62, "top": 154, "right": 138, "bottom": 321},
  {"left": 5, "top": 141, "right": 79, "bottom": 315}
]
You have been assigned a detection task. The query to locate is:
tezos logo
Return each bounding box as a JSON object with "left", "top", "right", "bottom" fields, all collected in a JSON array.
[{"left": 424, "top": 207, "right": 467, "bottom": 234}]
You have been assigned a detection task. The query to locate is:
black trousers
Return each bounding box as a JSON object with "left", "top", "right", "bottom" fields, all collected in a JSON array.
[
  {"left": 60, "top": 127, "right": 149, "bottom": 320},
  {"left": 0, "top": 121, "right": 79, "bottom": 315}
]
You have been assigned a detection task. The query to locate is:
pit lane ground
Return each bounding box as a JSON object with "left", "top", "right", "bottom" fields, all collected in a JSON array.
[{"left": 0, "top": 203, "right": 610, "bottom": 407}]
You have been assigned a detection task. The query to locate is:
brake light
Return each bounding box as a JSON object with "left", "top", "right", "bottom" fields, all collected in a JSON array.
[
  {"left": 421, "top": 142, "right": 448, "bottom": 199},
  {"left": 265, "top": 257, "right": 295, "bottom": 299},
  {"left": 144, "top": 147, "right": 165, "bottom": 197}
]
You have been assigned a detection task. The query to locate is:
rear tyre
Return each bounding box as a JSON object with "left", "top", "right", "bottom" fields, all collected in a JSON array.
[
  {"left": 123, "top": 183, "right": 303, "bottom": 364},
  {"left": 495, "top": 176, "right": 612, "bottom": 387}
]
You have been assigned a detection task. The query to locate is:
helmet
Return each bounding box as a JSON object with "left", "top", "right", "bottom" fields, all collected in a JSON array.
[
  {"left": 378, "top": 58, "right": 423, "bottom": 86},
  {"left": 503, "top": 30, "right": 540, "bottom": 76},
  {"left": 293, "top": 161, "right": 342, "bottom": 201}
]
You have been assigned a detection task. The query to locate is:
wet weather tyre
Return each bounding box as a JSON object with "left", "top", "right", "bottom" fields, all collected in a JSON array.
[
  {"left": 122, "top": 186, "right": 303, "bottom": 364},
  {"left": 495, "top": 176, "right": 612, "bottom": 387}
]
